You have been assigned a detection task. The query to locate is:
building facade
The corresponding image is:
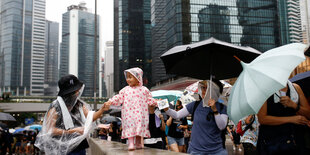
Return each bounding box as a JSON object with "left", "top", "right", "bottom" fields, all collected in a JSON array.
[
  {"left": 0, "top": 0, "right": 46, "bottom": 96},
  {"left": 59, "top": 3, "right": 101, "bottom": 97},
  {"left": 114, "top": 0, "right": 152, "bottom": 91},
  {"left": 151, "top": 0, "right": 280, "bottom": 84},
  {"left": 278, "top": 0, "right": 303, "bottom": 44},
  {"left": 104, "top": 41, "right": 114, "bottom": 98},
  {"left": 44, "top": 20, "right": 59, "bottom": 96}
]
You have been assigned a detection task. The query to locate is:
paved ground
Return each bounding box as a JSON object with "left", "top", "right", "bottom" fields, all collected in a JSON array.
[
  {"left": 225, "top": 137, "right": 244, "bottom": 155},
  {"left": 89, "top": 137, "right": 245, "bottom": 155}
]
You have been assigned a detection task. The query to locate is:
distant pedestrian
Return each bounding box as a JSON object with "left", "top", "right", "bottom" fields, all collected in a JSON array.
[
  {"left": 144, "top": 105, "right": 166, "bottom": 149},
  {"left": 227, "top": 125, "right": 242, "bottom": 152},
  {"left": 240, "top": 115, "right": 259, "bottom": 155}
]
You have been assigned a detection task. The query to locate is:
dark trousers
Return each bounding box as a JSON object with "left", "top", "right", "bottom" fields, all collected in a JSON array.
[
  {"left": 144, "top": 141, "right": 164, "bottom": 149},
  {"left": 242, "top": 143, "right": 257, "bottom": 155},
  {"left": 67, "top": 149, "right": 86, "bottom": 155}
]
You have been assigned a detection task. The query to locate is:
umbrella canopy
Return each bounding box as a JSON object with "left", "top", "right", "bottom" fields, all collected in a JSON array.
[
  {"left": 160, "top": 37, "right": 262, "bottom": 80},
  {"left": 13, "top": 128, "right": 25, "bottom": 134},
  {"left": 228, "top": 43, "right": 307, "bottom": 124},
  {"left": 151, "top": 90, "right": 183, "bottom": 103},
  {"left": 185, "top": 81, "right": 199, "bottom": 94},
  {"left": 101, "top": 116, "right": 121, "bottom": 124},
  {"left": 0, "top": 112, "right": 16, "bottom": 121},
  {"left": 290, "top": 71, "right": 310, "bottom": 97},
  {"left": 24, "top": 124, "right": 42, "bottom": 131}
]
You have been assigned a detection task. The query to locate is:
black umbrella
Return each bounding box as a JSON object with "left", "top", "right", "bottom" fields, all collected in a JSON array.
[
  {"left": 304, "top": 46, "right": 310, "bottom": 57},
  {"left": 160, "top": 37, "right": 262, "bottom": 80},
  {"left": 101, "top": 115, "right": 121, "bottom": 124},
  {"left": 0, "top": 112, "right": 16, "bottom": 121},
  {"left": 290, "top": 71, "right": 310, "bottom": 97}
]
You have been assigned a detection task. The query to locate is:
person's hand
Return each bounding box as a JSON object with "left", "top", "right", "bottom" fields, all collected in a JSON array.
[
  {"left": 72, "top": 127, "right": 84, "bottom": 135},
  {"left": 101, "top": 101, "right": 111, "bottom": 111},
  {"left": 208, "top": 99, "right": 217, "bottom": 112},
  {"left": 291, "top": 115, "right": 310, "bottom": 125},
  {"left": 280, "top": 96, "right": 296, "bottom": 109},
  {"left": 105, "top": 101, "right": 112, "bottom": 106},
  {"left": 178, "top": 125, "right": 183, "bottom": 129},
  {"left": 159, "top": 114, "right": 164, "bottom": 120}
]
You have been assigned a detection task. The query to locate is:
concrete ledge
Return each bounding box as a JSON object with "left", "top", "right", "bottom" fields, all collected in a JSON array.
[{"left": 89, "top": 138, "right": 187, "bottom": 155}]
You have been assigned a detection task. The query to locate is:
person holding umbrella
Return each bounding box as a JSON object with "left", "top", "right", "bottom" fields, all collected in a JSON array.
[
  {"left": 164, "top": 80, "right": 228, "bottom": 155},
  {"left": 35, "top": 74, "right": 111, "bottom": 155},
  {"left": 257, "top": 81, "right": 310, "bottom": 155}
]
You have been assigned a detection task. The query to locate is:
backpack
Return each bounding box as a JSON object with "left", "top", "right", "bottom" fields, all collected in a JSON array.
[{"left": 236, "top": 115, "right": 255, "bottom": 136}]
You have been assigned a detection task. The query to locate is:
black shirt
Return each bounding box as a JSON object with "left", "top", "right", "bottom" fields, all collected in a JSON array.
[
  {"left": 149, "top": 114, "right": 163, "bottom": 138},
  {"left": 167, "top": 117, "right": 188, "bottom": 138}
]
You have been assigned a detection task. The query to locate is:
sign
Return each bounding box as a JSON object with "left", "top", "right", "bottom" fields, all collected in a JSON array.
[{"left": 25, "top": 118, "right": 34, "bottom": 125}]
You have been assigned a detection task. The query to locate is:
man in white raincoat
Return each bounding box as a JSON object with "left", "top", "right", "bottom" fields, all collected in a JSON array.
[{"left": 35, "top": 74, "right": 110, "bottom": 155}]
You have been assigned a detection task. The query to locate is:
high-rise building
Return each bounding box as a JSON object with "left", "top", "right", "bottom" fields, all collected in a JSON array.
[
  {"left": 59, "top": 3, "right": 101, "bottom": 97},
  {"left": 299, "top": 0, "right": 310, "bottom": 44},
  {"left": 0, "top": 0, "right": 46, "bottom": 96},
  {"left": 44, "top": 20, "right": 59, "bottom": 96},
  {"left": 114, "top": 0, "right": 152, "bottom": 91},
  {"left": 278, "top": 0, "right": 303, "bottom": 44},
  {"left": 104, "top": 41, "right": 114, "bottom": 98},
  {"left": 151, "top": 0, "right": 280, "bottom": 84}
]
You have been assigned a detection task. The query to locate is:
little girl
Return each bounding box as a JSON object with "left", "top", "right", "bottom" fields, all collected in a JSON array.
[{"left": 106, "top": 67, "right": 156, "bottom": 150}]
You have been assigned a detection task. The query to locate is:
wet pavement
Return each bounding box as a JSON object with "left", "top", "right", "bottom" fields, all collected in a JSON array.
[
  {"left": 89, "top": 137, "right": 244, "bottom": 155},
  {"left": 89, "top": 138, "right": 187, "bottom": 155}
]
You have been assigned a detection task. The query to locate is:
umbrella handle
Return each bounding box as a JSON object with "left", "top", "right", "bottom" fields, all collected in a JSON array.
[
  {"left": 233, "top": 55, "right": 241, "bottom": 62},
  {"left": 210, "top": 75, "right": 212, "bottom": 99}
]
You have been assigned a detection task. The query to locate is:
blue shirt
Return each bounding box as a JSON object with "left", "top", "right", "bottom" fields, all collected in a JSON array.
[{"left": 186, "top": 100, "right": 227, "bottom": 154}]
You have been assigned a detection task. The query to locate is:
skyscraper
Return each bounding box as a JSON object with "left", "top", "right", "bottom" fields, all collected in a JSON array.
[
  {"left": 59, "top": 3, "right": 100, "bottom": 97},
  {"left": 104, "top": 41, "right": 114, "bottom": 98},
  {"left": 278, "top": 0, "right": 303, "bottom": 44},
  {"left": 151, "top": 0, "right": 279, "bottom": 83},
  {"left": 114, "top": 0, "right": 152, "bottom": 91},
  {"left": 0, "top": 0, "right": 46, "bottom": 96},
  {"left": 45, "top": 20, "right": 59, "bottom": 96}
]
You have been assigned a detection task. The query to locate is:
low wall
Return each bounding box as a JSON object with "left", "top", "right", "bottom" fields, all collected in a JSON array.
[{"left": 88, "top": 138, "right": 187, "bottom": 155}]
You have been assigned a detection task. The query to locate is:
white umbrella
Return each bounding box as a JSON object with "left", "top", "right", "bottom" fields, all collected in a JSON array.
[{"left": 228, "top": 43, "right": 307, "bottom": 124}]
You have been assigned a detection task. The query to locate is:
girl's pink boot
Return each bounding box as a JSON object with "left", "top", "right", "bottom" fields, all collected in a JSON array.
[
  {"left": 128, "top": 137, "right": 135, "bottom": 151},
  {"left": 135, "top": 136, "right": 144, "bottom": 149}
]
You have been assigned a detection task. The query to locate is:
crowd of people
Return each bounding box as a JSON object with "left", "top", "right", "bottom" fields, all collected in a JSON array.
[
  {"left": 99, "top": 68, "right": 310, "bottom": 155},
  {"left": 0, "top": 128, "right": 40, "bottom": 155},
  {"left": 2, "top": 66, "right": 310, "bottom": 155}
]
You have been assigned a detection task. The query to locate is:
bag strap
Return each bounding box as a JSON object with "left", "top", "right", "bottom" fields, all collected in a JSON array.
[
  {"left": 243, "top": 115, "right": 255, "bottom": 132},
  {"left": 191, "top": 100, "right": 200, "bottom": 121}
]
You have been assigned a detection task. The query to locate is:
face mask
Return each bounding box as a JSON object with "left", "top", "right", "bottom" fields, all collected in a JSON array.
[{"left": 64, "top": 84, "right": 85, "bottom": 111}]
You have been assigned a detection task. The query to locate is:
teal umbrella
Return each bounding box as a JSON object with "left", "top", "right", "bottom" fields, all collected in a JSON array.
[
  {"left": 151, "top": 90, "right": 183, "bottom": 104},
  {"left": 228, "top": 43, "right": 307, "bottom": 124}
]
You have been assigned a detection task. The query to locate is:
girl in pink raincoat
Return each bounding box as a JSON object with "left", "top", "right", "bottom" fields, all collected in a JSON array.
[{"left": 106, "top": 67, "right": 156, "bottom": 150}]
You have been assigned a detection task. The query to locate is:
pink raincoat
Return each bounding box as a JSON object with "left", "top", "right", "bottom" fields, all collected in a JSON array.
[{"left": 109, "top": 67, "right": 156, "bottom": 139}]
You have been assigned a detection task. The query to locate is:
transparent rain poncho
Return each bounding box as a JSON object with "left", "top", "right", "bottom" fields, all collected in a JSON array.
[{"left": 35, "top": 86, "right": 96, "bottom": 154}]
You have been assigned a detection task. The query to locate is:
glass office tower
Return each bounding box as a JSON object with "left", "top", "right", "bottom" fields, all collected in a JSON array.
[
  {"left": 0, "top": 0, "right": 46, "bottom": 96},
  {"left": 114, "top": 0, "right": 152, "bottom": 91},
  {"left": 151, "top": 0, "right": 279, "bottom": 84},
  {"left": 45, "top": 20, "right": 59, "bottom": 96},
  {"left": 59, "top": 4, "right": 100, "bottom": 97}
]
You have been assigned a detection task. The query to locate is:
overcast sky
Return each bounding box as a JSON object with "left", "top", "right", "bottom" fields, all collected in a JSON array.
[{"left": 46, "top": 0, "right": 114, "bottom": 56}]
